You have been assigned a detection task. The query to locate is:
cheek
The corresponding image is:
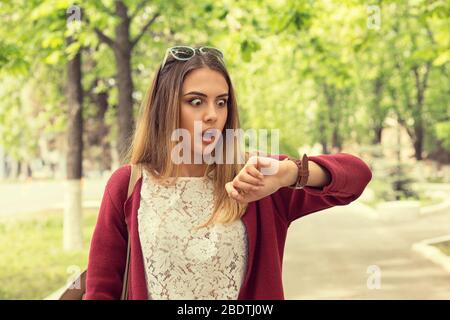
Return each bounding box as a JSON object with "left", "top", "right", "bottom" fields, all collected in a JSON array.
[
  {"left": 218, "top": 108, "right": 228, "bottom": 121},
  {"left": 179, "top": 106, "right": 194, "bottom": 129},
  {"left": 219, "top": 108, "right": 228, "bottom": 125}
]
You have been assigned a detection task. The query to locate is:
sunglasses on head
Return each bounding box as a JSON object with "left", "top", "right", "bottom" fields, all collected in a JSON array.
[{"left": 160, "top": 46, "right": 225, "bottom": 70}]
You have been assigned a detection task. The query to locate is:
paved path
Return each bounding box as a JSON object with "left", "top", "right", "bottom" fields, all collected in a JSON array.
[
  {"left": 0, "top": 178, "right": 107, "bottom": 216},
  {"left": 283, "top": 201, "right": 450, "bottom": 299}
]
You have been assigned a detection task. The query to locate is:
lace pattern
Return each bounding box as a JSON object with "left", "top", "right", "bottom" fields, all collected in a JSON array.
[{"left": 137, "top": 169, "right": 248, "bottom": 299}]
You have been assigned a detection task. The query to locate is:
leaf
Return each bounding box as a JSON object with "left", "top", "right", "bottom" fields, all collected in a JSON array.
[
  {"left": 44, "top": 51, "right": 62, "bottom": 65},
  {"left": 240, "top": 39, "right": 261, "bottom": 62},
  {"left": 433, "top": 51, "right": 450, "bottom": 66}
]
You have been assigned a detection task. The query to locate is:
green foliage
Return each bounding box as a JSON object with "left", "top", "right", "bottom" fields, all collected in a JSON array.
[
  {"left": 0, "top": 209, "right": 96, "bottom": 299},
  {"left": 0, "top": 0, "right": 449, "bottom": 161},
  {"left": 436, "top": 121, "right": 450, "bottom": 151}
]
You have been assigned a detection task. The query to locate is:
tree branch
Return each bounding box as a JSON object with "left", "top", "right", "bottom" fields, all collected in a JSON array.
[
  {"left": 94, "top": 28, "right": 115, "bottom": 49},
  {"left": 395, "top": 110, "right": 415, "bottom": 140},
  {"left": 422, "top": 61, "right": 432, "bottom": 93},
  {"left": 129, "top": 0, "right": 150, "bottom": 21},
  {"left": 413, "top": 61, "right": 432, "bottom": 108},
  {"left": 131, "top": 12, "right": 160, "bottom": 49},
  {"left": 388, "top": 86, "right": 415, "bottom": 140},
  {"left": 413, "top": 66, "right": 421, "bottom": 101}
]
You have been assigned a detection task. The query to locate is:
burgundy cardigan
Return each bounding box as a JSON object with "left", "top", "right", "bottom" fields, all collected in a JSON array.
[{"left": 84, "top": 153, "right": 372, "bottom": 300}]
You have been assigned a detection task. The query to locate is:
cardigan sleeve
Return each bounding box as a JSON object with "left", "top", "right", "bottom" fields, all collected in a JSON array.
[
  {"left": 84, "top": 165, "right": 130, "bottom": 300},
  {"left": 272, "top": 153, "right": 372, "bottom": 225}
]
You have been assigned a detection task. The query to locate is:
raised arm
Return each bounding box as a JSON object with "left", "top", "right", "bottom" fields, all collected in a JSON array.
[{"left": 274, "top": 152, "right": 373, "bottom": 224}]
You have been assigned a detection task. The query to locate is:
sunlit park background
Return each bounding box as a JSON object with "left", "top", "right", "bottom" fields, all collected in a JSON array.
[{"left": 0, "top": 0, "right": 449, "bottom": 300}]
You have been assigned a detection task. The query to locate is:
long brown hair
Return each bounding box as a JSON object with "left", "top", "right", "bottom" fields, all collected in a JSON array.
[{"left": 125, "top": 48, "right": 250, "bottom": 228}]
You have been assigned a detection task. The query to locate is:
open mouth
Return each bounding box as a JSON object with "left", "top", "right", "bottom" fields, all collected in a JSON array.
[{"left": 202, "top": 128, "right": 217, "bottom": 144}]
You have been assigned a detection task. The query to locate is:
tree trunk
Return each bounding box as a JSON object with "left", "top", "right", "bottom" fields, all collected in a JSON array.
[
  {"left": 373, "top": 125, "right": 383, "bottom": 144},
  {"left": 16, "top": 160, "right": 21, "bottom": 179},
  {"left": 411, "top": 63, "right": 430, "bottom": 161},
  {"left": 93, "top": 1, "right": 161, "bottom": 164},
  {"left": 26, "top": 163, "right": 32, "bottom": 178},
  {"left": 319, "top": 114, "right": 329, "bottom": 154},
  {"left": 114, "top": 1, "right": 135, "bottom": 164},
  {"left": 321, "top": 140, "right": 329, "bottom": 154},
  {"left": 413, "top": 123, "right": 423, "bottom": 161},
  {"left": 323, "top": 83, "right": 340, "bottom": 152},
  {"left": 97, "top": 91, "right": 112, "bottom": 172},
  {"left": 372, "top": 76, "right": 384, "bottom": 144},
  {"left": 65, "top": 43, "right": 83, "bottom": 251},
  {"left": 318, "top": 115, "right": 329, "bottom": 154}
]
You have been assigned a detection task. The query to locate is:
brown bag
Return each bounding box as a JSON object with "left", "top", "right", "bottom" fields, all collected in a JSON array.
[{"left": 56, "top": 164, "right": 142, "bottom": 300}]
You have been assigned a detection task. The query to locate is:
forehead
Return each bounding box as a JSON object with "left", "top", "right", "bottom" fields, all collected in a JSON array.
[{"left": 182, "top": 68, "right": 229, "bottom": 94}]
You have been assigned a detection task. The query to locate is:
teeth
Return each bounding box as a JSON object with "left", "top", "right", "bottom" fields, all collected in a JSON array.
[{"left": 203, "top": 130, "right": 215, "bottom": 140}]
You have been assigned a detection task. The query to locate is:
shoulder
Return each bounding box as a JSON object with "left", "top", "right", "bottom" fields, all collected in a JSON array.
[{"left": 104, "top": 164, "right": 132, "bottom": 203}]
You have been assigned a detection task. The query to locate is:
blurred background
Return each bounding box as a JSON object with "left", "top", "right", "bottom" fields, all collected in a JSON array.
[{"left": 0, "top": 0, "right": 449, "bottom": 299}]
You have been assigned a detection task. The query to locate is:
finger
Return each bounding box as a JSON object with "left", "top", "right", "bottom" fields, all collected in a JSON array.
[
  {"left": 233, "top": 178, "right": 260, "bottom": 193},
  {"left": 241, "top": 170, "right": 264, "bottom": 186},
  {"left": 256, "top": 156, "right": 272, "bottom": 168},
  {"left": 247, "top": 155, "right": 259, "bottom": 167},
  {"left": 246, "top": 165, "right": 264, "bottom": 181},
  {"left": 247, "top": 155, "right": 270, "bottom": 171},
  {"left": 225, "top": 182, "right": 245, "bottom": 201},
  {"left": 233, "top": 178, "right": 261, "bottom": 193}
]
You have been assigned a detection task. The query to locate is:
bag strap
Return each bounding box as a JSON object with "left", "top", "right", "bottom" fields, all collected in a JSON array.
[
  {"left": 120, "top": 163, "right": 142, "bottom": 300},
  {"left": 127, "top": 163, "right": 142, "bottom": 199}
]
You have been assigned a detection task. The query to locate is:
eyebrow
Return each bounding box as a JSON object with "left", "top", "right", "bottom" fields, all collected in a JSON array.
[{"left": 183, "top": 91, "right": 228, "bottom": 98}]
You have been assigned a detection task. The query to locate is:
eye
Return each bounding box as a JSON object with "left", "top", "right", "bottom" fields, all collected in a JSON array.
[
  {"left": 188, "top": 98, "right": 202, "bottom": 107},
  {"left": 217, "top": 99, "right": 228, "bottom": 107}
]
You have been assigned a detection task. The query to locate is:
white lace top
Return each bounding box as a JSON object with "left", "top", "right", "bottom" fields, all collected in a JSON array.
[{"left": 137, "top": 169, "right": 248, "bottom": 300}]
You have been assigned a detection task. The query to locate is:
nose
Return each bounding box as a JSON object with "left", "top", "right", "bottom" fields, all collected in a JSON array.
[{"left": 204, "top": 102, "right": 218, "bottom": 123}]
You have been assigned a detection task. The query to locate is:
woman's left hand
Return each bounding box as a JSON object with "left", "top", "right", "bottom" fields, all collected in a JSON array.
[{"left": 225, "top": 155, "right": 290, "bottom": 204}]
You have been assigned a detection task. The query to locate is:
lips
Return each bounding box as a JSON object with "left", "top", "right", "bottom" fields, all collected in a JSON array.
[{"left": 202, "top": 128, "right": 217, "bottom": 143}]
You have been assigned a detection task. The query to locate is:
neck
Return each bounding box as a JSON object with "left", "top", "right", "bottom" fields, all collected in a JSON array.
[{"left": 175, "top": 163, "right": 209, "bottom": 177}]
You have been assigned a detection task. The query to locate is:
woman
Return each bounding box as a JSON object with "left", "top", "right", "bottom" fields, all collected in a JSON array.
[{"left": 84, "top": 46, "right": 372, "bottom": 300}]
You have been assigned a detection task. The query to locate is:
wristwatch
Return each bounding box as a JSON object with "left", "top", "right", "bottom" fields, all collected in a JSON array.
[{"left": 283, "top": 154, "right": 309, "bottom": 189}]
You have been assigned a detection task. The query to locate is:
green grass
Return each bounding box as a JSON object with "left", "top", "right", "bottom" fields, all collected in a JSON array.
[
  {"left": 426, "top": 176, "right": 445, "bottom": 183},
  {"left": 0, "top": 209, "right": 97, "bottom": 299},
  {"left": 419, "top": 196, "right": 443, "bottom": 207},
  {"left": 434, "top": 241, "right": 450, "bottom": 257},
  {"left": 360, "top": 179, "right": 392, "bottom": 208}
]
